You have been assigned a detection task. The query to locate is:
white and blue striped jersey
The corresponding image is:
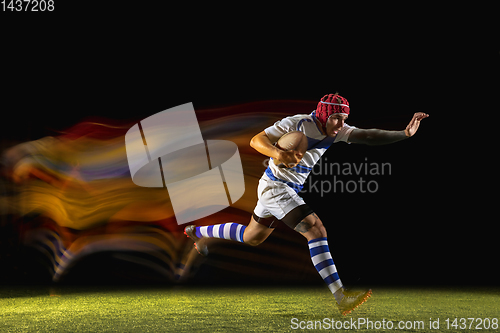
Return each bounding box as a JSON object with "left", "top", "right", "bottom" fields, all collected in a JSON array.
[{"left": 263, "top": 111, "right": 356, "bottom": 193}]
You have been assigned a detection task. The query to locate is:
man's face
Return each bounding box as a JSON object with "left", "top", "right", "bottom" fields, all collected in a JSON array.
[{"left": 326, "top": 114, "right": 348, "bottom": 137}]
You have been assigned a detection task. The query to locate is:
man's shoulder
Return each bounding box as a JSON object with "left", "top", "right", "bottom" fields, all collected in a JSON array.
[
  {"left": 278, "top": 113, "right": 314, "bottom": 127},
  {"left": 285, "top": 113, "right": 314, "bottom": 121},
  {"left": 265, "top": 113, "right": 318, "bottom": 141}
]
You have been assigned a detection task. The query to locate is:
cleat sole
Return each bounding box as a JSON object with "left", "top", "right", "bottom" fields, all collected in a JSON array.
[{"left": 341, "top": 289, "right": 372, "bottom": 316}]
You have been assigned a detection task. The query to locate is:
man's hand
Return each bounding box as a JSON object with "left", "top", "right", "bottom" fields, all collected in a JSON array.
[
  {"left": 250, "top": 130, "right": 304, "bottom": 167},
  {"left": 404, "top": 112, "right": 429, "bottom": 137},
  {"left": 278, "top": 150, "right": 303, "bottom": 168}
]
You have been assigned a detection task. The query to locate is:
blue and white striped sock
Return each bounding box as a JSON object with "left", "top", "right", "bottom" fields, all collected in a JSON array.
[
  {"left": 195, "top": 223, "right": 246, "bottom": 243},
  {"left": 308, "top": 237, "right": 344, "bottom": 302}
]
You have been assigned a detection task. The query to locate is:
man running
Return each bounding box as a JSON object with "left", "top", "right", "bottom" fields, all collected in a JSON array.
[{"left": 185, "top": 93, "right": 429, "bottom": 315}]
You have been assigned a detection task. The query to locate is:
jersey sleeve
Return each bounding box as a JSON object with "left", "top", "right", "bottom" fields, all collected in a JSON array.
[
  {"left": 264, "top": 116, "right": 300, "bottom": 144},
  {"left": 334, "top": 123, "right": 357, "bottom": 143}
]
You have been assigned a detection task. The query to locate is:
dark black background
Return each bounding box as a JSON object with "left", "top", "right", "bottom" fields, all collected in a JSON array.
[{"left": 0, "top": 3, "right": 498, "bottom": 287}]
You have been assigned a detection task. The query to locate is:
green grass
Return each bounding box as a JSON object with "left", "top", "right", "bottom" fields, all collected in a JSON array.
[{"left": 1, "top": 285, "right": 499, "bottom": 332}]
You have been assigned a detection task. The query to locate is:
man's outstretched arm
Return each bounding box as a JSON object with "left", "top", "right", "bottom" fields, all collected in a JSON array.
[{"left": 348, "top": 112, "right": 429, "bottom": 145}]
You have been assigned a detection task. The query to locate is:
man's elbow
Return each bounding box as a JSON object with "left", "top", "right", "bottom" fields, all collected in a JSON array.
[
  {"left": 250, "top": 131, "right": 267, "bottom": 150},
  {"left": 249, "top": 135, "right": 258, "bottom": 149}
]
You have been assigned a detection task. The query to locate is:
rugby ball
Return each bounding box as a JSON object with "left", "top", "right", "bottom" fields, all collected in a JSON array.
[{"left": 274, "top": 131, "right": 308, "bottom": 166}]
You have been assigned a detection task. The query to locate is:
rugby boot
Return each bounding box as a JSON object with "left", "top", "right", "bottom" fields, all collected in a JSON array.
[
  {"left": 184, "top": 225, "right": 209, "bottom": 256},
  {"left": 337, "top": 288, "right": 372, "bottom": 316}
]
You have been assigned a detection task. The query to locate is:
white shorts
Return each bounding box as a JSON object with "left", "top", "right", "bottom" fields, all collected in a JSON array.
[{"left": 253, "top": 173, "right": 307, "bottom": 221}]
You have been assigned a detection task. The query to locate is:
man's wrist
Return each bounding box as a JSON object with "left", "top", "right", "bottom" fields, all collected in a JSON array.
[{"left": 273, "top": 147, "right": 284, "bottom": 161}]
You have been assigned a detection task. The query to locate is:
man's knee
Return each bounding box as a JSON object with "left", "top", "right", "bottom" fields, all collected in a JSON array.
[
  {"left": 245, "top": 238, "right": 265, "bottom": 246},
  {"left": 317, "top": 224, "right": 327, "bottom": 238},
  {"left": 294, "top": 213, "right": 327, "bottom": 239},
  {"left": 243, "top": 231, "right": 268, "bottom": 246},
  {"left": 243, "top": 217, "right": 273, "bottom": 246}
]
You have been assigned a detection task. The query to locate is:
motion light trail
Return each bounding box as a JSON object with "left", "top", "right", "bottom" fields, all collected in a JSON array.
[{"left": 0, "top": 101, "right": 319, "bottom": 283}]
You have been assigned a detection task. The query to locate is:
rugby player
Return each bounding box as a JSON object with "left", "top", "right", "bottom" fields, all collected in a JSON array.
[{"left": 185, "top": 93, "right": 429, "bottom": 315}]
